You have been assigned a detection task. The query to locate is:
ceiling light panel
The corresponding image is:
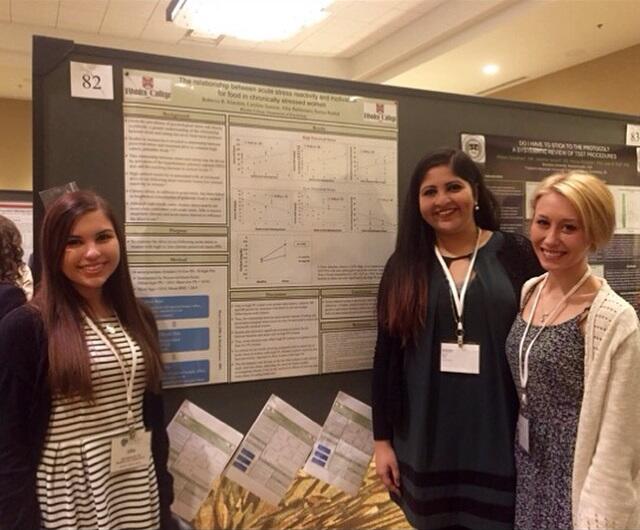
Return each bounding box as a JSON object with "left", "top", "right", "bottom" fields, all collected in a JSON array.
[
  {"left": 168, "top": 0, "right": 334, "bottom": 42},
  {"left": 482, "top": 63, "right": 499, "bottom": 75}
]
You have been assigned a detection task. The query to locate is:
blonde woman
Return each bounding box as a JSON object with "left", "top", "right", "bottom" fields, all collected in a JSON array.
[{"left": 506, "top": 172, "right": 640, "bottom": 529}]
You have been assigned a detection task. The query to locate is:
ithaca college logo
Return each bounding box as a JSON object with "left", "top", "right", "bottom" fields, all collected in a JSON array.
[
  {"left": 123, "top": 73, "right": 172, "bottom": 100},
  {"left": 363, "top": 101, "right": 397, "bottom": 124}
]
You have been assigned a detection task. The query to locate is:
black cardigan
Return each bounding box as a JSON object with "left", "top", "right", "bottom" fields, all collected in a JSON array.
[
  {"left": 372, "top": 231, "right": 544, "bottom": 440},
  {"left": 0, "top": 305, "right": 177, "bottom": 530},
  {"left": 0, "top": 283, "right": 25, "bottom": 322}
]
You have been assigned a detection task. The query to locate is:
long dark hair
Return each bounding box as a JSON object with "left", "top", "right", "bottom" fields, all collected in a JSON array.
[
  {"left": 377, "top": 148, "right": 500, "bottom": 344},
  {"left": 0, "top": 215, "right": 24, "bottom": 285},
  {"left": 32, "top": 190, "right": 162, "bottom": 398}
]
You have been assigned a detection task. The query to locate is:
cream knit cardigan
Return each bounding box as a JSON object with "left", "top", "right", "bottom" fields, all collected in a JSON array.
[{"left": 520, "top": 275, "right": 640, "bottom": 530}]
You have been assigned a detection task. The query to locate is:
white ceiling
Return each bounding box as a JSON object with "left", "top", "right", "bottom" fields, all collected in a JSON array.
[{"left": 0, "top": 0, "right": 639, "bottom": 100}]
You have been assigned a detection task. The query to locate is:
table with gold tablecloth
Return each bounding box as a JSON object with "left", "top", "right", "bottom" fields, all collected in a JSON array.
[{"left": 192, "top": 460, "right": 409, "bottom": 529}]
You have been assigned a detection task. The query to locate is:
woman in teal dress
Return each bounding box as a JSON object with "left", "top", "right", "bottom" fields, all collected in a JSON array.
[{"left": 372, "top": 148, "right": 542, "bottom": 530}]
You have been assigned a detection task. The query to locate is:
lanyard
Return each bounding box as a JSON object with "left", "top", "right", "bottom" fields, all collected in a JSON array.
[
  {"left": 434, "top": 228, "right": 482, "bottom": 347},
  {"left": 517, "top": 267, "right": 591, "bottom": 404},
  {"left": 83, "top": 312, "right": 139, "bottom": 435}
]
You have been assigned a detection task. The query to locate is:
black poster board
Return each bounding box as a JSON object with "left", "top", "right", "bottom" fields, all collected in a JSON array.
[{"left": 33, "top": 36, "right": 637, "bottom": 430}]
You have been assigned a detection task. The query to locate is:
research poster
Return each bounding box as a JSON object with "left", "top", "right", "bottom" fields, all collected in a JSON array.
[
  {"left": 303, "top": 391, "right": 373, "bottom": 495},
  {"left": 461, "top": 133, "right": 640, "bottom": 311},
  {"left": 167, "top": 400, "right": 243, "bottom": 521},
  {"left": 123, "top": 70, "right": 398, "bottom": 386},
  {"left": 224, "top": 394, "right": 320, "bottom": 506}
]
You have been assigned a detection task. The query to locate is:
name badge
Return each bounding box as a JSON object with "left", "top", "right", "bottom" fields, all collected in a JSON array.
[
  {"left": 517, "top": 413, "right": 530, "bottom": 453},
  {"left": 440, "top": 342, "right": 480, "bottom": 374},
  {"left": 110, "top": 429, "right": 151, "bottom": 475}
]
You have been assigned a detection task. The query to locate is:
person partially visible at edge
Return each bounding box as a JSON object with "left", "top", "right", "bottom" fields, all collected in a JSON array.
[
  {"left": 16, "top": 258, "right": 34, "bottom": 300},
  {"left": 0, "top": 191, "right": 177, "bottom": 530},
  {"left": 505, "top": 172, "right": 640, "bottom": 530},
  {"left": 0, "top": 215, "right": 27, "bottom": 320},
  {"left": 372, "top": 148, "right": 543, "bottom": 530}
]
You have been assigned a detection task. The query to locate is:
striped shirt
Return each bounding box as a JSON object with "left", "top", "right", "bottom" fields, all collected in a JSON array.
[{"left": 36, "top": 317, "right": 160, "bottom": 530}]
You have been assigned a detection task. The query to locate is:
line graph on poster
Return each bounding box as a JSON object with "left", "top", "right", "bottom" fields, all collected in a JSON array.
[
  {"left": 294, "top": 141, "right": 350, "bottom": 182},
  {"left": 352, "top": 194, "right": 396, "bottom": 232},
  {"left": 237, "top": 234, "right": 312, "bottom": 285},
  {"left": 233, "top": 188, "right": 296, "bottom": 230},
  {"left": 352, "top": 144, "right": 396, "bottom": 184},
  {"left": 231, "top": 134, "right": 294, "bottom": 179},
  {"left": 297, "top": 190, "right": 350, "bottom": 231}
]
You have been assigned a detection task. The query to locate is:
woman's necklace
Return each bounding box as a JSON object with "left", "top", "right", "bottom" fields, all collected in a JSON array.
[
  {"left": 537, "top": 289, "right": 562, "bottom": 325},
  {"left": 537, "top": 275, "right": 588, "bottom": 324},
  {"left": 437, "top": 227, "right": 480, "bottom": 259},
  {"left": 442, "top": 252, "right": 473, "bottom": 266}
]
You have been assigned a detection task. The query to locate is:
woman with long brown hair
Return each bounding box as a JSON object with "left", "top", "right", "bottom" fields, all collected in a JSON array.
[
  {"left": 0, "top": 215, "right": 28, "bottom": 319},
  {"left": 0, "top": 191, "right": 176, "bottom": 530},
  {"left": 372, "top": 149, "right": 542, "bottom": 530}
]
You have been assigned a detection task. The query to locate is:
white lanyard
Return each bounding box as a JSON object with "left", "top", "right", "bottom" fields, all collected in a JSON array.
[
  {"left": 83, "top": 312, "right": 139, "bottom": 434},
  {"left": 434, "top": 228, "right": 482, "bottom": 347},
  {"left": 517, "top": 267, "right": 591, "bottom": 404}
]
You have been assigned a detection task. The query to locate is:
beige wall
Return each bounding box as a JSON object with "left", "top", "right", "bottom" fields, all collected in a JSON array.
[
  {"left": 0, "top": 98, "right": 31, "bottom": 190},
  {"left": 489, "top": 44, "right": 640, "bottom": 115}
]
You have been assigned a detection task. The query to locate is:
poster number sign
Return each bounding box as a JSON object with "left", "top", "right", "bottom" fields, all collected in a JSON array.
[
  {"left": 70, "top": 62, "right": 114, "bottom": 100},
  {"left": 626, "top": 124, "right": 640, "bottom": 146}
]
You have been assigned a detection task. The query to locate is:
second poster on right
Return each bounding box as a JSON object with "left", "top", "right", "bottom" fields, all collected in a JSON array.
[{"left": 461, "top": 132, "right": 640, "bottom": 312}]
